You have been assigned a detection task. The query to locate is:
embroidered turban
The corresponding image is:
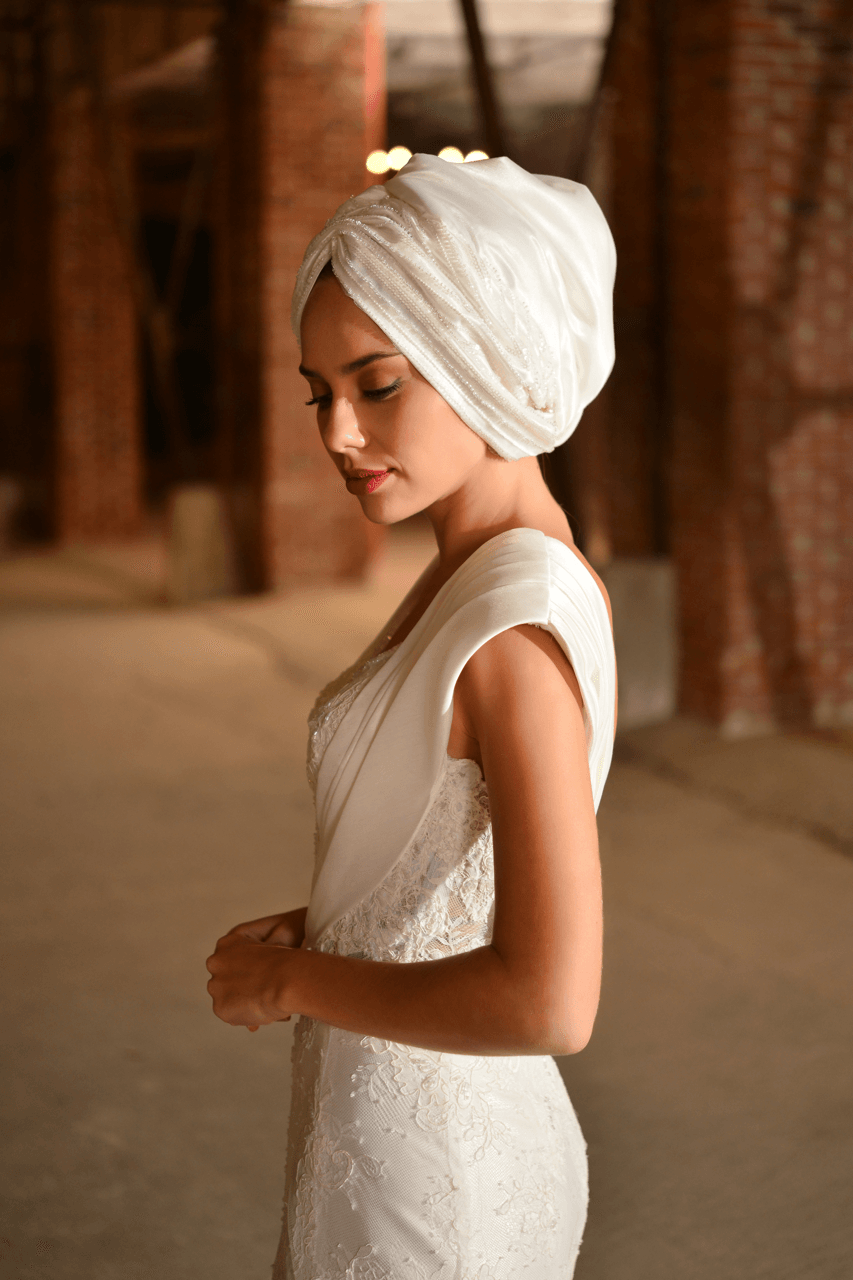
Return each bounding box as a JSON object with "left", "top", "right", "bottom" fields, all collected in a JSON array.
[{"left": 291, "top": 152, "right": 616, "bottom": 461}]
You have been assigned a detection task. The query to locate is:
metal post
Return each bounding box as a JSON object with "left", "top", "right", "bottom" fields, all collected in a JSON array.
[{"left": 456, "top": 0, "right": 509, "bottom": 158}]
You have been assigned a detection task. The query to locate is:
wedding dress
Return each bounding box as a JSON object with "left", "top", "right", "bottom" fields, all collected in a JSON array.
[{"left": 272, "top": 529, "right": 616, "bottom": 1280}]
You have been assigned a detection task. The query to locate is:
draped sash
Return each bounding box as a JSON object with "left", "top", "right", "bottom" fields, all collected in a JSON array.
[{"left": 305, "top": 527, "right": 616, "bottom": 947}]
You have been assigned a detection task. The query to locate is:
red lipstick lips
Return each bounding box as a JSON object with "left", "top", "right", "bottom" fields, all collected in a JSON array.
[{"left": 346, "top": 468, "right": 391, "bottom": 494}]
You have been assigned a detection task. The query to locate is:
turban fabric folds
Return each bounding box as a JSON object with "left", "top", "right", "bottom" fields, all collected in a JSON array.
[{"left": 291, "top": 153, "right": 616, "bottom": 460}]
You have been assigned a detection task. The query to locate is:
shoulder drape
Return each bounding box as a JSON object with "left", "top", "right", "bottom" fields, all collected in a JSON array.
[{"left": 305, "top": 527, "right": 616, "bottom": 947}]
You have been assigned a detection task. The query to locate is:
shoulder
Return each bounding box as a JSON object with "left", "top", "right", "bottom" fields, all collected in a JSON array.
[
  {"left": 464, "top": 623, "right": 573, "bottom": 681},
  {"left": 456, "top": 623, "right": 585, "bottom": 729},
  {"left": 474, "top": 527, "right": 613, "bottom": 638},
  {"left": 541, "top": 534, "right": 614, "bottom": 638}
]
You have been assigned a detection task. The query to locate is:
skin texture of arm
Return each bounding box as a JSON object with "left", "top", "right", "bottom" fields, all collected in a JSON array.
[{"left": 206, "top": 624, "right": 602, "bottom": 1057}]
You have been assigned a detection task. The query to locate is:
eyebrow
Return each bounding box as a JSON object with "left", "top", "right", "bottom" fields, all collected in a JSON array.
[{"left": 298, "top": 351, "right": 401, "bottom": 379}]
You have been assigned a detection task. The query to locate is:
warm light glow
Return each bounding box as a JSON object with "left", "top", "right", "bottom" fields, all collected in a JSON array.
[
  {"left": 438, "top": 146, "right": 464, "bottom": 163},
  {"left": 387, "top": 145, "right": 413, "bottom": 170},
  {"left": 366, "top": 149, "right": 391, "bottom": 175},
  {"left": 464, "top": 150, "right": 489, "bottom": 163}
]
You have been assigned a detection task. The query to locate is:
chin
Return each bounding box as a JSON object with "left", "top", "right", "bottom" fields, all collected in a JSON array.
[
  {"left": 358, "top": 490, "right": 428, "bottom": 527},
  {"left": 360, "top": 503, "right": 412, "bottom": 527}
]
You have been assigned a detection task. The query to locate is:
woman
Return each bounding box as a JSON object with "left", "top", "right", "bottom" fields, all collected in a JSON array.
[{"left": 206, "top": 153, "right": 617, "bottom": 1279}]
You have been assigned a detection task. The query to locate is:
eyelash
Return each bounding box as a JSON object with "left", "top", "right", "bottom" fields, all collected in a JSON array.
[{"left": 305, "top": 379, "right": 402, "bottom": 407}]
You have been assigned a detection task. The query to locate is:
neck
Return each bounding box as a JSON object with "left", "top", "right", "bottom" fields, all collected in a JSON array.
[{"left": 424, "top": 454, "right": 571, "bottom": 572}]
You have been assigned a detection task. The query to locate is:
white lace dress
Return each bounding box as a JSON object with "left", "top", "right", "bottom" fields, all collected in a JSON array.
[{"left": 272, "top": 643, "right": 589, "bottom": 1280}]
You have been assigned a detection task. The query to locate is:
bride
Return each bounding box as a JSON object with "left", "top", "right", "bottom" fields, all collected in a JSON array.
[{"left": 206, "top": 153, "right": 617, "bottom": 1279}]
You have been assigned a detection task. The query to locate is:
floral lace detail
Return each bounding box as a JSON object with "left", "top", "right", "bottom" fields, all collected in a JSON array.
[
  {"left": 291, "top": 1080, "right": 385, "bottom": 1259},
  {"left": 274, "top": 644, "right": 588, "bottom": 1280},
  {"left": 324, "top": 1243, "right": 435, "bottom": 1280},
  {"left": 317, "top": 754, "right": 494, "bottom": 963},
  {"left": 351, "top": 1038, "right": 514, "bottom": 1159},
  {"left": 496, "top": 1148, "right": 564, "bottom": 1267}
]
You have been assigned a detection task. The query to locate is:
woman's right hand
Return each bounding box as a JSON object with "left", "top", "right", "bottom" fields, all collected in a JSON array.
[{"left": 227, "top": 905, "right": 308, "bottom": 950}]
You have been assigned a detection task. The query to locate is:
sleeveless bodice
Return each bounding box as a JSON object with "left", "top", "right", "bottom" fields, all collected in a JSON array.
[
  {"left": 306, "top": 644, "right": 495, "bottom": 962},
  {"left": 274, "top": 639, "right": 589, "bottom": 1280},
  {"left": 304, "top": 530, "right": 615, "bottom": 948}
]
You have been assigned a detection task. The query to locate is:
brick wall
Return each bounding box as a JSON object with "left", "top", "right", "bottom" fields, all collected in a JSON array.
[
  {"left": 601, "top": 0, "right": 663, "bottom": 558},
  {"left": 218, "top": 0, "right": 385, "bottom": 591},
  {"left": 726, "top": 0, "right": 853, "bottom": 730},
  {"left": 666, "top": 0, "right": 735, "bottom": 724},
  {"left": 2, "top": 1, "right": 222, "bottom": 546},
  {"left": 49, "top": 73, "right": 141, "bottom": 542},
  {"left": 0, "top": 101, "right": 53, "bottom": 537},
  {"left": 601, "top": 0, "right": 853, "bottom": 731}
]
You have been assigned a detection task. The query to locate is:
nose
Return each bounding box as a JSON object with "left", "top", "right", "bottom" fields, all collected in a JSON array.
[{"left": 321, "top": 394, "right": 366, "bottom": 453}]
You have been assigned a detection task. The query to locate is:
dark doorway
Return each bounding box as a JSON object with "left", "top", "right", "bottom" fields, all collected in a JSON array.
[{"left": 138, "top": 210, "right": 216, "bottom": 503}]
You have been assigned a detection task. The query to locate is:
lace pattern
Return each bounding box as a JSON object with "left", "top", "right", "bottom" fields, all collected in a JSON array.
[{"left": 273, "top": 644, "right": 588, "bottom": 1280}]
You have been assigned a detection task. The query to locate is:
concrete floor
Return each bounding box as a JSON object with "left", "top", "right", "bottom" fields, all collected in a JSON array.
[{"left": 1, "top": 529, "right": 851, "bottom": 1280}]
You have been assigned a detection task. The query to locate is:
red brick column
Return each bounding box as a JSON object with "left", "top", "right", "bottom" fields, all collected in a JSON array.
[
  {"left": 654, "top": 0, "right": 853, "bottom": 731},
  {"left": 218, "top": 0, "right": 385, "bottom": 591},
  {"left": 597, "top": 0, "right": 663, "bottom": 558},
  {"left": 48, "top": 25, "right": 141, "bottom": 542},
  {"left": 601, "top": 0, "right": 853, "bottom": 731},
  {"left": 665, "top": 1, "right": 736, "bottom": 724},
  {"left": 725, "top": 0, "right": 853, "bottom": 731}
]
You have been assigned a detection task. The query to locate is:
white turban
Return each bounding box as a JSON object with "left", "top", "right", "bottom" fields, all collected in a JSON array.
[{"left": 291, "top": 153, "right": 616, "bottom": 460}]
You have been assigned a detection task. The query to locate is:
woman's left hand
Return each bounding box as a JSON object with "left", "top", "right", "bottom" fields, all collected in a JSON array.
[{"left": 205, "top": 930, "right": 296, "bottom": 1031}]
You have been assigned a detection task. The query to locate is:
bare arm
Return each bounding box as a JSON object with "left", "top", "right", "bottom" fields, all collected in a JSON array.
[{"left": 207, "top": 625, "right": 602, "bottom": 1056}]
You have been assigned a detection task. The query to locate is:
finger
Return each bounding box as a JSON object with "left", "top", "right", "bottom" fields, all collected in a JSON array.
[
  {"left": 257, "top": 924, "right": 296, "bottom": 947},
  {"left": 247, "top": 1025, "right": 259, "bottom": 1032},
  {"left": 233, "top": 913, "right": 281, "bottom": 932},
  {"left": 230, "top": 913, "right": 285, "bottom": 941}
]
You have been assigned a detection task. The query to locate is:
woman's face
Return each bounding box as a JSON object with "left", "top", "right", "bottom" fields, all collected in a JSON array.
[{"left": 299, "top": 274, "right": 489, "bottom": 524}]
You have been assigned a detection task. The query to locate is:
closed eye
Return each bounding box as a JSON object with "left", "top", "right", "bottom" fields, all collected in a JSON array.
[
  {"left": 363, "top": 379, "right": 402, "bottom": 401},
  {"left": 306, "top": 380, "right": 402, "bottom": 408}
]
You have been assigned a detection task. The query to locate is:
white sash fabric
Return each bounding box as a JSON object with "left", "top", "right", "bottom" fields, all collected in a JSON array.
[{"left": 305, "top": 528, "right": 617, "bottom": 947}]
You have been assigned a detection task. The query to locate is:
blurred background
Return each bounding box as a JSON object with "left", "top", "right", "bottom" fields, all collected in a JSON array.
[{"left": 0, "top": 2, "right": 850, "bottom": 1278}]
